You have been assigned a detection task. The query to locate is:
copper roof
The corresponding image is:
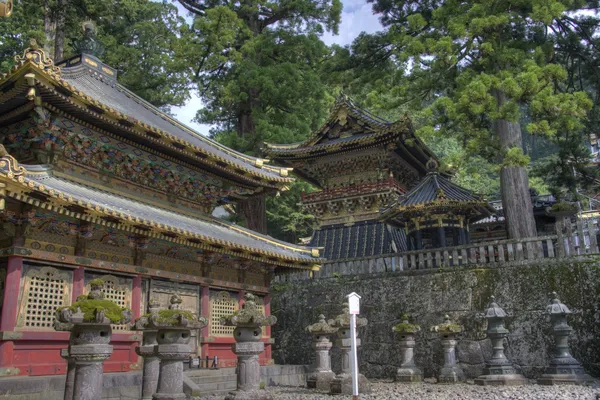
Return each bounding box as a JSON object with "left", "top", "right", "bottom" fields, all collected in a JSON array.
[
  {"left": 0, "top": 152, "right": 321, "bottom": 268},
  {"left": 0, "top": 47, "right": 293, "bottom": 190},
  {"left": 380, "top": 167, "right": 495, "bottom": 224}
]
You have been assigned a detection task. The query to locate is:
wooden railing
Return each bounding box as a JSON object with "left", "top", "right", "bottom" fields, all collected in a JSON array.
[{"left": 274, "top": 216, "right": 600, "bottom": 283}]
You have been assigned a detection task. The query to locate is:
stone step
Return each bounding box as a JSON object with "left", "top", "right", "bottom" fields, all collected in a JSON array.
[
  {"left": 188, "top": 374, "right": 237, "bottom": 384},
  {"left": 194, "top": 380, "right": 237, "bottom": 392},
  {"left": 185, "top": 367, "right": 237, "bottom": 377}
]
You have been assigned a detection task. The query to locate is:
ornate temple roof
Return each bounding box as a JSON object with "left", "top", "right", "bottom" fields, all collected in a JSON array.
[
  {"left": 0, "top": 152, "right": 321, "bottom": 268},
  {"left": 0, "top": 44, "right": 293, "bottom": 193},
  {"left": 263, "top": 95, "right": 437, "bottom": 186},
  {"left": 380, "top": 162, "right": 495, "bottom": 224}
]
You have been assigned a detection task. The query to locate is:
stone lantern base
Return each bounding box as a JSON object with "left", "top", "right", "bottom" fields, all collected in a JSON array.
[
  {"left": 438, "top": 365, "right": 465, "bottom": 384},
  {"left": 474, "top": 364, "right": 527, "bottom": 386},
  {"left": 538, "top": 364, "right": 595, "bottom": 386},
  {"left": 395, "top": 366, "right": 423, "bottom": 383},
  {"left": 307, "top": 371, "right": 336, "bottom": 391},
  {"left": 329, "top": 373, "right": 371, "bottom": 395}
]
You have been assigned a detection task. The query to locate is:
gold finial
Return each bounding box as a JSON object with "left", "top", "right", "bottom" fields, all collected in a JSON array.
[{"left": 0, "top": 0, "right": 13, "bottom": 17}]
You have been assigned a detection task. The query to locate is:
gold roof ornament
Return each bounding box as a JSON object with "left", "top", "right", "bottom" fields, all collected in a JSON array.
[
  {"left": 0, "top": 0, "right": 13, "bottom": 17},
  {"left": 14, "top": 39, "right": 61, "bottom": 76}
]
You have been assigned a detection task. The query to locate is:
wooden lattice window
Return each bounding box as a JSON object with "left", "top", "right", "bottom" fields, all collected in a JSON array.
[
  {"left": 17, "top": 266, "right": 72, "bottom": 330},
  {"left": 85, "top": 274, "right": 132, "bottom": 331},
  {"left": 209, "top": 291, "right": 238, "bottom": 337}
]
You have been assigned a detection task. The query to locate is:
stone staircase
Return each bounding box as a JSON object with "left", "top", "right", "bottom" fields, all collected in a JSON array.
[
  {"left": 183, "top": 365, "right": 308, "bottom": 397},
  {"left": 184, "top": 368, "right": 237, "bottom": 398}
]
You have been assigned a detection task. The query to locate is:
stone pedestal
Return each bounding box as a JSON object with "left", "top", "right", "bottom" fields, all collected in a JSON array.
[
  {"left": 538, "top": 293, "right": 594, "bottom": 386},
  {"left": 54, "top": 279, "right": 132, "bottom": 400},
  {"left": 329, "top": 305, "right": 370, "bottom": 395},
  {"left": 149, "top": 295, "right": 208, "bottom": 400},
  {"left": 221, "top": 293, "right": 276, "bottom": 400},
  {"left": 60, "top": 348, "right": 76, "bottom": 400},
  {"left": 393, "top": 317, "right": 422, "bottom": 383},
  {"left": 475, "top": 297, "right": 527, "bottom": 386},
  {"left": 137, "top": 339, "right": 160, "bottom": 400},
  {"left": 433, "top": 315, "right": 464, "bottom": 384},
  {"left": 306, "top": 315, "right": 337, "bottom": 391},
  {"left": 133, "top": 300, "right": 161, "bottom": 400},
  {"left": 438, "top": 337, "right": 464, "bottom": 383},
  {"left": 154, "top": 339, "right": 191, "bottom": 400},
  {"left": 307, "top": 337, "right": 336, "bottom": 391},
  {"left": 226, "top": 336, "right": 269, "bottom": 399}
]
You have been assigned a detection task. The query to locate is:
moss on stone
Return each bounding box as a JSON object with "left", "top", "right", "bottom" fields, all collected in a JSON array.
[
  {"left": 155, "top": 309, "right": 195, "bottom": 325},
  {"left": 392, "top": 322, "right": 420, "bottom": 333},
  {"left": 89, "top": 278, "right": 105, "bottom": 287},
  {"left": 64, "top": 299, "right": 128, "bottom": 323}
]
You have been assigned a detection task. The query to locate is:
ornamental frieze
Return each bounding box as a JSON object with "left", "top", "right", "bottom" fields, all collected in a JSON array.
[{"left": 0, "top": 116, "right": 254, "bottom": 207}]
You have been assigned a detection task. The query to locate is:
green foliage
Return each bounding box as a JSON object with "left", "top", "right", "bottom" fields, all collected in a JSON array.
[
  {"left": 266, "top": 181, "right": 316, "bottom": 243},
  {"left": 337, "top": 0, "right": 598, "bottom": 231},
  {"left": 88, "top": 278, "right": 105, "bottom": 286},
  {"left": 502, "top": 148, "right": 530, "bottom": 168},
  {"left": 62, "top": 299, "right": 128, "bottom": 323},
  {"left": 549, "top": 201, "right": 578, "bottom": 213},
  {"left": 181, "top": 0, "right": 342, "bottom": 155},
  {"left": 155, "top": 309, "right": 196, "bottom": 325},
  {"left": 0, "top": 0, "right": 192, "bottom": 110}
]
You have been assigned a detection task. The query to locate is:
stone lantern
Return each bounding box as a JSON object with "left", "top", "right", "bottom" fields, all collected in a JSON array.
[
  {"left": 132, "top": 298, "right": 162, "bottom": 400},
  {"left": 474, "top": 296, "right": 527, "bottom": 386},
  {"left": 55, "top": 278, "right": 133, "bottom": 400},
  {"left": 306, "top": 314, "right": 339, "bottom": 391},
  {"left": 538, "top": 292, "right": 594, "bottom": 385},
  {"left": 392, "top": 315, "right": 422, "bottom": 383},
  {"left": 329, "top": 303, "right": 371, "bottom": 395},
  {"left": 431, "top": 314, "right": 464, "bottom": 383},
  {"left": 146, "top": 294, "right": 208, "bottom": 400},
  {"left": 221, "top": 292, "right": 277, "bottom": 400}
]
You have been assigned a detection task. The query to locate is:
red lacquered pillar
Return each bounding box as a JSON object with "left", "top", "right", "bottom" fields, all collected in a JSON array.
[
  {"left": 0, "top": 256, "right": 23, "bottom": 368},
  {"left": 71, "top": 266, "right": 85, "bottom": 302},
  {"left": 132, "top": 275, "right": 142, "bottom": 319},
  {"left": 264, "top": 294, "right": 272, "bottom": 362},
  {"left": 200, "top": 286, "right": 210, "bottom": 358}
]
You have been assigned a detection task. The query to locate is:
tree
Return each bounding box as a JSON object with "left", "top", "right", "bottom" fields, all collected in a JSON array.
[
  {"left": 349, "top": 0, "right": 594, "bottom": 239},
  {"left": 178, "top": 0, "right": 342, "bottom": 233},
  {"left": 0, "top": 0, "right": 192, "bottom": 110}
]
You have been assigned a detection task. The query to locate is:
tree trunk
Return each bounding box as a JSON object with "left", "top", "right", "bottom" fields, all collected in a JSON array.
[
  {"left": 494, "top": 90, "right": 537, "bottom": 239},
  {"left": 239, "top": 194, "right": 267, "bottom": 234},
  {"left": 43, "top": 0, "right": 56, "bottom": 57},
  {"left": 53, "top": 0, "right": 67, "bottom": 62}
]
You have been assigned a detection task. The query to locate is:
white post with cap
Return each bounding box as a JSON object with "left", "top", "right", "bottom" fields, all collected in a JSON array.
[{"left": 347, "top": 292, "right": 361, "bottom": 399}]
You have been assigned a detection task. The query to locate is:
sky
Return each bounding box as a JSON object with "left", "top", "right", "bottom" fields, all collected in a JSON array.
[{"left": 171, "top": 0, "right": 383, "bottom": 136}]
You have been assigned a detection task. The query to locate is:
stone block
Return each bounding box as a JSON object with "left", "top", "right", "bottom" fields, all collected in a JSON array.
[{"left": 457, "top": 340, "right": 485, "bottom": 365}]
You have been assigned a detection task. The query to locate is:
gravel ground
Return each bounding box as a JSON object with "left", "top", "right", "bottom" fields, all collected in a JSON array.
[{"left": 259, "top": 380, "right": 600, "bottom": 400}]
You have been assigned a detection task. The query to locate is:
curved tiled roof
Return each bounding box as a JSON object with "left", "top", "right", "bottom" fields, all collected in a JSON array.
[
  {"left": 0, "top": 155, "right": 321, "bottom": 267},
  {"left": 381, "top": 170, "right": 495, "bottom": 223},
  {"left": 1, "top": 48, "right": 293, "bottom": 187}
]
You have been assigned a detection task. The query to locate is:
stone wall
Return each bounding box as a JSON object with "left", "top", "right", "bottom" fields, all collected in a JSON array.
[{"left": 271, "top": 258, "right": 600, "bottom": 380}]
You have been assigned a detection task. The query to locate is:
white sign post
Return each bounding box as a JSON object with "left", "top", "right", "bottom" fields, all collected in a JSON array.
[{"left": 347, "top": 292, "right": 361, "bottom": 400}]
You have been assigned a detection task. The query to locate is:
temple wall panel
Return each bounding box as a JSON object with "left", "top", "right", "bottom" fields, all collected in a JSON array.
[
  {"left": 16, "top": 264, "right": 72, "bottom": 331},
  {"left": 210, "top": 266, "right": 239, "bottom": 282},
  {"left": 144, "top": 253, "right": 202, "bottom": 276}
]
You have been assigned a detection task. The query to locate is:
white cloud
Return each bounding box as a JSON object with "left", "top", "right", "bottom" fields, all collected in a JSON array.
[
  {"left": 322, "top": 0, "right": 383, "bottom": 46},
  {"left": 172, "top": 95, "right": 213, "bottom": 136}
]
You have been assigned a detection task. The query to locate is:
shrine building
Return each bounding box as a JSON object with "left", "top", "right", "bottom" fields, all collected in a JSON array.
[
  {"left": 264, "top": 95, "right": 439, "bottom": 259},
  {"left": 0, "top": 39, "right": 321, "bottom": 378}
]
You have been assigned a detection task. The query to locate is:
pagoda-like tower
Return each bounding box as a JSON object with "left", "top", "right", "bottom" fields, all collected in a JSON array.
[
  {"left": 380, "top": 160, "right": 494, "bottom": 250},
  {"left": 264, "top": 96, "right": 437, "bottom": 259}
]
